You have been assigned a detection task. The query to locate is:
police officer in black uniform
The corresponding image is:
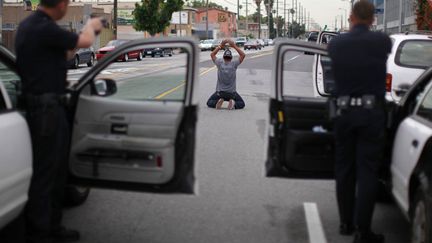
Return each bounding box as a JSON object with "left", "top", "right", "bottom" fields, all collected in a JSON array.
[
  {"left": 328, "top": 1, "right": 392, "bottom": 243},
  {"left": 14, "top": 0, "right": 102, "bottom": 242}
]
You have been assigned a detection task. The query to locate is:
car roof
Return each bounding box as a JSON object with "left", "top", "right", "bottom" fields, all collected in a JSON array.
[{"left": 390, "top": 33, "right": 432, "bottom": 41}]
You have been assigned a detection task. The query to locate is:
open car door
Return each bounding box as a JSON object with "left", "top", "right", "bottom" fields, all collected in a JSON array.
[
  {"left": 67, "top": 38, "right": 199, "bottom": 194},
  {"left": 312, "top": 31, "right": 339, "bottom": 97},
  {"left": 266, "top": 40, "right": 335, "bottom": 179}
]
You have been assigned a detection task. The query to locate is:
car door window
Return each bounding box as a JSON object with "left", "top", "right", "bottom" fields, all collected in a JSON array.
[
  {"left": 396, "top": 40, "right": 432, "bottom": 69},
  {"left": 0, "top": 61, "right": 21, "bottom": 109},
  {"left": 93, "top": 48, "right": 186, "bottom": 101},
  {"left": 417, "top": 84, "right": 432, "bottom": 122}
]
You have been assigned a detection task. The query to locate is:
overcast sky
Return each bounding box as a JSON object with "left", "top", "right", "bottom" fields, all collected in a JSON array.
[{"left": 211, "top": 0, "right": 352, "bottom": 29}]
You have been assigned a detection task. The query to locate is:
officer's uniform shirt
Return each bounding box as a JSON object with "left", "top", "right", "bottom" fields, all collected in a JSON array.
[
  {"left": 15, "top": 10, "right": 79, "bottom": 95},
  {"left": 328, "top": 24, "right": 392, "bottom": 98}
]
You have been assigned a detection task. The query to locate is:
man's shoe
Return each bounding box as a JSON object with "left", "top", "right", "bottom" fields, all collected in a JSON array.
[
  {"left": 51, "top": 227, "right": 80, "bottom": 242},
  {"left": 353, "top": 231, "right": 385, "bottom": 243},
  {"left": 216, "top": 98, "right": 224, "bottom": 109},
  {"left": 339, "top": 223, "right": 354, "bottom": 235},
  {"left": 228, "top": 99, "right": 235, "bottom": 110}
]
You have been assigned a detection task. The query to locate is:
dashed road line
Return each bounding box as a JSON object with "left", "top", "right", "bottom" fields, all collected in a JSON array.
[{"left": 304, "top": 202, "right": 327, "bottom": 243}]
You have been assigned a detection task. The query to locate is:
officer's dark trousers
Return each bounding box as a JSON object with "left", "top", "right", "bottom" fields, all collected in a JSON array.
[
  {"left": 334, "top": 108, "right": 386, "bottom": 233},
  {"left": 207, "top": 91, "right": 245, "bottom": 109},
  {"left": 25, "top": 103, "right": 70, "bottom": 243}
]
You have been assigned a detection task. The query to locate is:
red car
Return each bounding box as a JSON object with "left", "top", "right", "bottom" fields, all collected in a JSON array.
[{"left": 96, "top": 40, "right": 144, "bottom": 62}]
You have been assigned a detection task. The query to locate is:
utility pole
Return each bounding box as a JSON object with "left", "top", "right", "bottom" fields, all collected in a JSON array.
[
  {"left": 179, "top": 10, "right": 182, "bottom": 37},
  {"left": 291, "top": 0, "right": 294, "bottom": 37},
  {"left": 299, "top": 3, "right": 301, "bottom": 26},
  {"left": 307, "top": 11, "right": 310, "bottom": 31},
  {"left": 206, "top": 0, "right": 209, "bottom": 39},
  {"left": 256, "top": 0, "right": 262, "bottom": 39},
  {"left": 113, "top": 0, "right": 117, "bottom": 39},
  {"left": 383, "top": 0, "right": 387, "bottom": 32},
  {"left": 303, "top": 7, "right": 306, "bottom": 26},
  {"left": 276, "top": 0, "right": 279, "bottom": 37},
  {"left": 340, "top": 15, "right": 343, "bottom": 30},
  {"left": 283, "top": 0, "right": 286, "bottom": 36},
  {"left": 245, "top": 0, "right": 249, "bottom": 35},
  {"left": 398, "top": 0, "right": 403, "bottom": 32}
]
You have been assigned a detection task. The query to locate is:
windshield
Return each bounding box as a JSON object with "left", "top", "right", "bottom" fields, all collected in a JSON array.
[
  {"left": 396, "top": 40, "right": 432, "bottom": 69},
  {"left": 106, "top": 40, "right": 127, "bottom": 47}
]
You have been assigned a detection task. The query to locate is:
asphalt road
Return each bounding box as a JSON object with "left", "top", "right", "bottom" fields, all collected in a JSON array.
[{"left": 63, "top": 46, "right": 410, "bottom": 243}]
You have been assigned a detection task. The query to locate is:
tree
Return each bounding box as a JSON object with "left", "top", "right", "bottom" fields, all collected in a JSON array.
[
  {"left": 288, "top": 21, "right": 305, "bottom": 38},
  {"left": 133, "top": 0, "right": 184, "bottom": 36},
  {"left": 187, "top": 0, "right": 223, "bottom": 9},
  {"left": 415, "top": 0, "right": 432, "bottom": 30},
  {"left": 275, "top": 16, "right": 284, "bottom": 37}
]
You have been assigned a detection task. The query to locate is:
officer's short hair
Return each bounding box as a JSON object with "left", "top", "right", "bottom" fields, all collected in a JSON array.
[
  {"left": 40, "top": 0, "right": 68, "bottom": 8},
  {"left": 352, "top": 0, "right": 375, "bottom": 21}
]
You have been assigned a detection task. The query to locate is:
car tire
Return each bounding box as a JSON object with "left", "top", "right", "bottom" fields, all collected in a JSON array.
[
  {"left": 123, "top": 53, "right": 129, "bottom": 62},
  {"left": 410, "top": 188, "right": 432, "bottom": 243},
  {"left": 63, "top": 185, "right": 90, "bottom": 207},
  {"left": 137, "top": 52, "right": 143, "bottom": 61},
  {"left": 87, "top": 54, "right": 95, "bottom": 67},
  {"left": 160, "top": 51, "right": 165, "bottom": 57},
  {"left": 169, "top": 50, "right": 173, "bottom": 57},
  {"left": 151, "top": 54, "right": 155, "bottom": 58},
  {"left": 73, "top": 56, "right": 79, "bottom": 69}
]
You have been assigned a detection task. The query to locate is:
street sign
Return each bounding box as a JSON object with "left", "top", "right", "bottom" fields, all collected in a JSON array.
[{"left": 375, "top": 8, "right": 384, "bottom": 14}]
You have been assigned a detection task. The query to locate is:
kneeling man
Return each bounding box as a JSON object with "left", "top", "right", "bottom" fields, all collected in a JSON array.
[{"left": 207, "top": 39, "right": 246, "bottom": 110}]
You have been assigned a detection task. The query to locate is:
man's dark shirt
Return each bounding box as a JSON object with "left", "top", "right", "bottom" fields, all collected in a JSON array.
[
  {"left": 15, "top": 10, "right": 78, "bottom": 95},
  {"left": 328, "top": 24, "right": 392, "bottom": 97}
]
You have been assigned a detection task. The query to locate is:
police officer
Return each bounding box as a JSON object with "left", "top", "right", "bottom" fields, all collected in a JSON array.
[
  {"left": 14, "top": 0, "right": 103, "bottom": 242},
  {"left": 328, "top": 1, "right": 392, "bottom": 243}
]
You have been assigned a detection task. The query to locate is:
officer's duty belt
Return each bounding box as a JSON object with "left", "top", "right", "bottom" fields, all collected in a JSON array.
[
  {"left": 336, "top": 95, "right": 384, "bottom": 109},
  {"left": 25, "top": 93, "right": 68, "bottom": 107}
]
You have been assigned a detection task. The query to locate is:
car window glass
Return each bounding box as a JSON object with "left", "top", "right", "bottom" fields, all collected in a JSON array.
[
  {"left": 396, "top": 40, "right": 432, "bottom": 69},
  {"left": 91, "top": 45, "right": 187, "bottom": 101},
  {"left": 417, "top": 84, "right": 432, "bottom": 122},
  {"left": 0, "top": 61, "right": 21, "bottom": 108}
]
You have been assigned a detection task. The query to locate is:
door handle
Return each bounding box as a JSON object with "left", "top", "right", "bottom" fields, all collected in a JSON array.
[
  {"left": 412, "top": 140, "right": 419, "bottom": 148},
  {"left": 111, "top": 124, "right": 128, "bottom": 134}
]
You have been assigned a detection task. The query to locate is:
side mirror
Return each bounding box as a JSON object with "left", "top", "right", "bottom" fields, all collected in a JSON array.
[
  {"left": 394, "top": 83, "right": 411, "bottom": 97},
  {"left": 93, "top": 79, "right": 117, "bottom": 97}
]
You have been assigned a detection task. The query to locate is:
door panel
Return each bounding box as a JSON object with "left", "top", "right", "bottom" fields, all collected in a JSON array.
[
  {"left": 267, "top": 41, "right": 335, "bottom": 179},
  {"left": 0, "top": 73, "right": 32, "bottom": 228},
  {"left": 69, "top": 38, "right": 199, "bottom": 194}
]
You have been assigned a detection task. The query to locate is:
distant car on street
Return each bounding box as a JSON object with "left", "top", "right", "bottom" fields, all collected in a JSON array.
[
  {"left": 143, "top": 48, "right": 173, "bottom": 57},
  {"left": 96, "top": 40, "right": 144, "bottom": 62},
  {"left": 199, "top": 39, "right": 214, "bottom": 51},
  {"left": 235, "top": 37, "right": 247, "bottom": 47},
  {"left": 268, "top": 39, "right": 274, "bottom": 45},
  {"left": 211, "top": 39, "right": 222, "bottom": 51},
  {"left": 257, "top": 39, "right": 265, "bottom": 48},
  {"left": 68, "top": 47, "right": 95, "bottom": 69},
  {"left": 244, "top": 40, "right": 261, "bottom": 50},
  {"left": 306, "top": 31, "right": 319, "bottom": 42}
]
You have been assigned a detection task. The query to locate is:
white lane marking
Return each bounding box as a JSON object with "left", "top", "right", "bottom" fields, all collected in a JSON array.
[
  {"left": 304, "top": 202, "right": 328, "bottom": 243},
  {"left": 286, "top": 55, "right": 301, "bottom": 63}
]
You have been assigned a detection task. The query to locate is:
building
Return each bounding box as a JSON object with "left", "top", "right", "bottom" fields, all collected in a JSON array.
[
  {"left": 1, "top": 3, "right": 112, "bottom": 52},
  {"left": 372, "top": 0, "right": 417, "bottom": 33},
  {"left": 113, "top": 3, "right": 197, "bottom": 39},
  {"left": 194, "top": 8, "right": 237, "bottom": 39}
]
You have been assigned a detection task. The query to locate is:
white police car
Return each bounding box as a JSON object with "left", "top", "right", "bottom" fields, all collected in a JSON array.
[
  {"left": 266, "top": 39, "right": 432, "bottom": 242},
  {"left": 0, "top": 38, "right": 200, "bottom": 229}
]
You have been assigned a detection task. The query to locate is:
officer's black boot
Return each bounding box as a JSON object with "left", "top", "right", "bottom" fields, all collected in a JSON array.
[
  {"left": 353, "top": 231, "right": 385, "bottom": 243},
  {"left": 51, "top": 227, "right": 80, "bottom": 242}
]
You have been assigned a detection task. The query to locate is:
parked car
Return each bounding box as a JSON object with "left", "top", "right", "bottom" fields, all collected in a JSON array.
[
  {"left": 267, "top": 38, "right": 432, "bottom": 243},
  {"left": 143, "top": 48, "right": 173, "bottom": 57},
  {"left": 306, "top": 31, "right": 319, "bottom": 42},
  {"left": 268, "top": 39, "right": 275, "bottom": 45},
  {"left": 0, "top": 39, "right": 199, "bottom": 230},
  {"left": 68, "top": 47, "right": 95, "bottom": 69},
  {"left": 244, "top": 40, "right": 261, "bottom": 50},
  {"left": 211, "top": 39, "right": 222, "bottom": 51},
  {"left": 96, "top": 40, "right": 144, "bottom": 62},
  {"left": 313, "top": 32, "right": 432, "bottom": 102},
  {"left": 264, "top": 39, "right": 269, "bottom": 46},
  {"left": 199, "top": 39, "right": 214, "bottom": 51},
  {"left": 257, "top": 39, "right": 265, "bottom": 48},
  {"left": 386, "top": 33, "right": 432, "bottom": 102},
  {"left": 235, "top": 37, "right": 247, "bottom": 47}
]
